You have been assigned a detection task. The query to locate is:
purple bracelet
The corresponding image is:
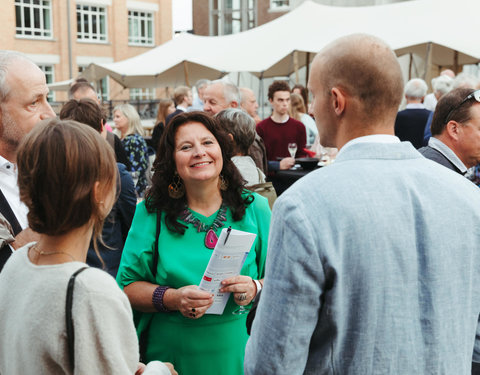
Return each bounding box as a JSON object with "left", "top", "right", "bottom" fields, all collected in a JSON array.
[{"left": 152, "top": 286, "right": 171, "bottom": 312}]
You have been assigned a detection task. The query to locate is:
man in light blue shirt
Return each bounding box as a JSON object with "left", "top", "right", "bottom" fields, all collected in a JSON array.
[{"left": 245, "top": 34, "right": 480, "bottom": 374}]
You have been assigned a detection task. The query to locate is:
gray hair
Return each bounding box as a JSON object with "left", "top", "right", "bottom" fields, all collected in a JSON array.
[
  {"left": 452, "top": 73, "right": 480, "bottom": 90},
  {"left": 404, "top": 78, "right": 428, "bottom": 99},
  {"left": 0, "top": 50, "right": 32, "bottom": 103},
  {"left": 431, "top": 75, "right": 453, "bottom": 96},
  {"left": 215, "top": 108, "right": 255, "bottom": 155},
  {"left": 195, "top": 79, "right": 210, "bottom": 91},
  {"left": 239, "top": 87, "right": 253, "bottom": 105},
  {"left": 113, "top": 103, "right": 144, "bottom": 137},
  {"left": 209, "top": 79, "right": 241, "bottom": 106}
]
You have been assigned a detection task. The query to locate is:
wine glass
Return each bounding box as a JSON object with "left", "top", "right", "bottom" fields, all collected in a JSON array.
[
  {"left": 288, "top": 142, "right": 297, "bottom": 158},
  {"left": 232, "top": 298, "right": 248, "bottom": 315}
]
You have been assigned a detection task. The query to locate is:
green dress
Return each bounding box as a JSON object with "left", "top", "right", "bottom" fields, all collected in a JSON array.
[{"left": 116, "top": 193, "right": 271, "bottom": 375}]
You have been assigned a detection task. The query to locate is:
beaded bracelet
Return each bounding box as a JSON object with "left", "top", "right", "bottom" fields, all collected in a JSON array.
[{"left": 152, "top": 286, "right": 171, "bottom": 312}]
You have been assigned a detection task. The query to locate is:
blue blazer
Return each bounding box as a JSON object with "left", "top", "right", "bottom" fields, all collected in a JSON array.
[{"left": 394, "top": 108, "right": 432, "bottom": 148}]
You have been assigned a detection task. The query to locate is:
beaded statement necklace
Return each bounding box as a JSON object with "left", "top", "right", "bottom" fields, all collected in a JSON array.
[{"left": 180, "top": 204, "right": 227, "bottom": 249}]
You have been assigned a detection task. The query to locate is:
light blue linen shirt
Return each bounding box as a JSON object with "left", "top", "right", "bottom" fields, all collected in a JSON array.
[{"left": 245, "top": 141, "right": 480, "bottom": 374}]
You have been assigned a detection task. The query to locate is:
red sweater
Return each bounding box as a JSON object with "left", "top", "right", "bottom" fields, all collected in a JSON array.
[{"left": 256, "top": 116, "right": 307, "bottom": 161}]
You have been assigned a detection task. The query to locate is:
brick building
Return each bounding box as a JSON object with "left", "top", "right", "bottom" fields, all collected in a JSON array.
[
  {"left": 1, "top": 0, "right": 173, "bottom": 102},
  {"left": 192, "top": 0, "right": 408, "bottom": 36}
]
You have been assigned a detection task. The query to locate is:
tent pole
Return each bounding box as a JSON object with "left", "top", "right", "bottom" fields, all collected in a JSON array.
[
  {"left": 183, "top": 61, "right": 190, "bottom": 87},
  {"left": 259, "top": 72, "right": 264, "bottom": 119},
  {"left": 305, "top": 53, "right": 310, "bottom": 85},
  {"left": 408, "top": 53, "right": 413, "bottom": 80},
  {"left": 305, "top": 52, "right": 310, "bottom": 107},
  {"left": 66, "top": 0, "right": 73, "bottom": 79},
  {"left": 453, "top": 50, "right": 459, "bottom": 75},
  {"left": 294, "top": 51, "right": 299, "bottom": 84},
  {"left": 423, "top": 42, "right": 432, "bottom": 81}
]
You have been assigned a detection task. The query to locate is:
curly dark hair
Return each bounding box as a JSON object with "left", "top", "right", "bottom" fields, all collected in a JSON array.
[
  {"left": 145, "top": 111, "right": 253, "bottom": 234},
  {"left": 268, "top": 80, "right": 291, "bottom": 100}
]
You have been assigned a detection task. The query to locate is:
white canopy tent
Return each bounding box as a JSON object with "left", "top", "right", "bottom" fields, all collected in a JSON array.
[{"left": 70, "top": 0, "right": 480, "bottom": 90}]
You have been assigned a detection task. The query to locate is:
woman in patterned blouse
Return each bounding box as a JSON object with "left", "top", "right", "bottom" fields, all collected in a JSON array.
[{"left": 113, "top": 103, "right": 149, "bottom": 197}]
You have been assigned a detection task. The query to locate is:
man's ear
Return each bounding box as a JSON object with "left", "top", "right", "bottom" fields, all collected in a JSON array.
[
  {"left": 331, "top": 87, "right": 346, "bottom": 116},
  {"left": 230, "top": 101, "right": 239, "bottom": 109},
  {"left": 446, "top": 121, "right": 461, "bottom": 141}
]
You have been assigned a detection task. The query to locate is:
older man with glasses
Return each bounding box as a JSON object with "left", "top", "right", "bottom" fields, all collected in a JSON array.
[{"left": 419, "top": 87, "right": 480, "bottom": 174}]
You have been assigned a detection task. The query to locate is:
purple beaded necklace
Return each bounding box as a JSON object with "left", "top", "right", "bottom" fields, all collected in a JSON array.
[{"left": 180, "top": 204, "right": 227, "bottom": 249}]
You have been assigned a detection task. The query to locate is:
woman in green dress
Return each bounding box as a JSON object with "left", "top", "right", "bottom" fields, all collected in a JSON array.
[{"left": 116, "top": 112, "right": 271, "bottom": 375}]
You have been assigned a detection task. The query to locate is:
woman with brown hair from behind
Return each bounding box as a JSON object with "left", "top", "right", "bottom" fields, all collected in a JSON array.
[{"left": 0, "top": 118, "right": 176, "bottom": 375}]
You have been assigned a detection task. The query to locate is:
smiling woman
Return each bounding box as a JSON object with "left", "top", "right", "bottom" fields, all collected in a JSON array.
[
  {"left": 174, "top": 122, "right": 223, "bottom": 188},
  {"left": 116, "top": 111, "right": 272, "bottom": 375}
]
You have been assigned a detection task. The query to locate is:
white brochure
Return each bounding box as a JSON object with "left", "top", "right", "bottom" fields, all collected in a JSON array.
[{"left": 199, "top": 227, "right": 257, "bottom": 315}]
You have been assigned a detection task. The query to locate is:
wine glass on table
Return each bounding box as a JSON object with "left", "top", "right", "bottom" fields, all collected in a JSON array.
[
  {"left": 288, "top": 142, "right": 297, "bottom": 159},
  {"left": 287, "top": 142, "right": 297, "bottom": 170}
]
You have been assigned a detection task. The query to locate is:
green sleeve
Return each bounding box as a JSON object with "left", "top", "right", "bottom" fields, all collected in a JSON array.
[
  {"left": 116, "top": 201, "right": 158, "bottom": 289},
  {"left": 251, "top": 193, "right": 271, "bottom": 279}
]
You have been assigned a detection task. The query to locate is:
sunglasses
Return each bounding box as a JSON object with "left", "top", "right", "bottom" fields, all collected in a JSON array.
[{"left": 444, "top": 89, "right": 480, "bottom": 124}]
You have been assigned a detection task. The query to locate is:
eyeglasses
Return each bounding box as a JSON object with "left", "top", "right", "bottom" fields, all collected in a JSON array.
[{"left": 444, "top": 89, "right": 480, "bottom": 124}]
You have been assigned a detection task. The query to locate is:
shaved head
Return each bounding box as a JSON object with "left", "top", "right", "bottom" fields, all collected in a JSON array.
[{"left": 314, "top": 34, "right": 404, "bottom": 121}]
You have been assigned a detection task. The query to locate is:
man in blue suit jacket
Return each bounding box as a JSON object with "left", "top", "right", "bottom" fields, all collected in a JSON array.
[
  {"left": 245, "top": 34, "right": 480, "bottom": 375},
  {"left": 394, "top": 78, "right": 432, "bottom": 148}
]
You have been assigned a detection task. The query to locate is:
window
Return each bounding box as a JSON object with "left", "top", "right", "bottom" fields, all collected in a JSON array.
[
  {"left": 130, "top": 88, "right": 155, "bottom": 100},
  {"left": 128, "top": 10, "right": 154, "bottom": 46},
  {"left": 270, "top": 0, "right": 290, "bottom": 10},
  {"left": 78, "top": 66, "right": 109, "bottom": 101},
  {"left": 210, "top": 0, "right": 256, "bottom": 36},
  {"left": 15, "top": 0, "right": 52, "bottom": 39},
  {"left": 38, "top": 64, "right": 54, "bottom": 102},
  {"left": 76, "top": 4, "right": 107, "bottom": 42}
]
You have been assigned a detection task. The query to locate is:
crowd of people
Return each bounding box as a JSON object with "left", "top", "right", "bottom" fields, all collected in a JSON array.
[{"left": 2, "top": 31, "right": 480, "bottom": 375}]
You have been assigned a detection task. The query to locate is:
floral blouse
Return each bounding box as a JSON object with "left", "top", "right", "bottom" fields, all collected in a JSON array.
[{"left": 121, "top": 133, "right": 149, "bottom": 197}]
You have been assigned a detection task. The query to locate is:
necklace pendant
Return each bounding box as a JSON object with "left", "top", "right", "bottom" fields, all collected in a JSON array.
[{"left": 205, "top": 229, "right": 218, "bottom": 249}]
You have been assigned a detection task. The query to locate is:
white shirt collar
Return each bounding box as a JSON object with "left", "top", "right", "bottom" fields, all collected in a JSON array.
[
  {"left": 337, "top": 134, "right": 400, "bottom": 158},
  {"left": 428, "top": 137, "right": 468, "bottom": 174},
  {"left": 405, "top": 103, "right": 426, "bottom": 109},
  {"left": 0, "top": 155, "right": 15, "bottom": 172},
  {"left": 177, "top": 105, "right": 188, "bottom": 112}
]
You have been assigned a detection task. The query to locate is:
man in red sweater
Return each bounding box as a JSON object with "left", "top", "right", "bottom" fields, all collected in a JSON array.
[{"left": 257, "top": 81, "right": 307, "bottom": 171}]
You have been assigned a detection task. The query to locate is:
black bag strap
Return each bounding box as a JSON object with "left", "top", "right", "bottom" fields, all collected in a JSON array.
[
  {"left": 66, "top": 266, "right": 88, "bottom": 372},
  {"left": 0, "top": 188, "right": 22, "bottom": 236},
  {"left": 152, "top": 211, "right": 161, "bottom": 279},
  {"left": 139, "top": 210, "right": 162, "bottom": 362}
]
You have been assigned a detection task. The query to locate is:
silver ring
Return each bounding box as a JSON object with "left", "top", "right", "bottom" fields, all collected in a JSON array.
[{"left": 236, "top": 292, "right": 247, "bottom": 301}]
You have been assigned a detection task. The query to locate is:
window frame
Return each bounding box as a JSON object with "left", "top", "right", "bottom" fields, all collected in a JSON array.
[
  {"left": 38, "top": 64, "right": 55, "bottom": 102},
  {"left": 269, "top": 0, "right": 290, "bottom": 11},
  {"left": 130, "top": 88, "right": 156, "bottom": 101},
  {"left": 76, "top": 3, "right": 108, "bottom": 43},
  {"left": 209, "top": 0, "right": 257, "bottom": 36},
  {"left": 128, "top": 10, "right": 155, "bottom": 46},
  {"left": 15, "top": 0, "right": 53, "bottom": 40}
]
